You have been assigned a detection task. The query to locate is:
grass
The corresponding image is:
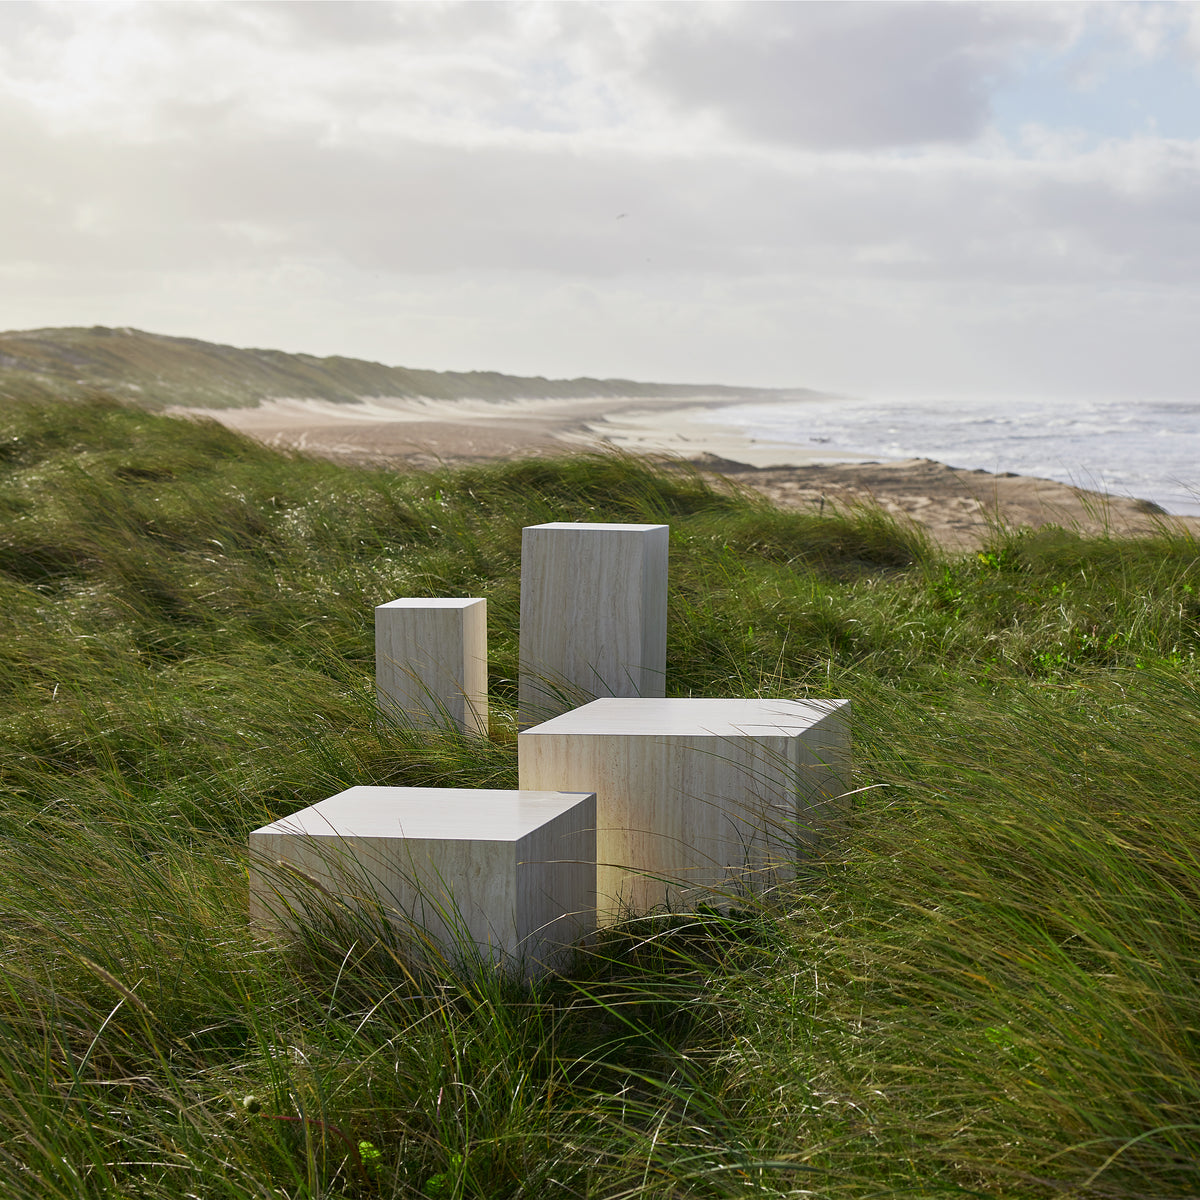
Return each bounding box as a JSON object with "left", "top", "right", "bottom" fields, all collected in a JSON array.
[
  {"left": 0, "top": 325, "right": 789, "bottom": 410},
  {"left": 0, "top": 392, "right": 1196, "bottom": 1197}
]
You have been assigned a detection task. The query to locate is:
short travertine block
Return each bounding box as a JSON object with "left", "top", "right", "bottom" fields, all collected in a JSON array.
[
  {"left": 376, "top": 598, "right": 487, "bottom": 736},
  {"left": 249, "top": 787, "right": 596, "bottom": 976},
  {"left": 518, "top": 697, "right": 851, "bottom": 921},
  {"left": 519, "top": 522, "right": 668, "bottom": 727}
]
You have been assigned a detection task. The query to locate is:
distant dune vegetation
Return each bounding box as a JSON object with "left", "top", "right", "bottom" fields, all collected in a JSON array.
[{"left": 0, "top": 325, "right": 809, "bottom": 411}]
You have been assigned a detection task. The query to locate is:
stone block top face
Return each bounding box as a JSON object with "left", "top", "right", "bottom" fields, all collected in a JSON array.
[
  {"left": 525, "top": 522, "right": 668, "bottom": 533},
  {"left": 520, "top": 697, "right": 849, "bottom": 738},
  {"left": 375, "top": 598, "right": 485, "bottom": 610},
  {"left": 252, "top": 787, "right": 596, "bottom": 843}
]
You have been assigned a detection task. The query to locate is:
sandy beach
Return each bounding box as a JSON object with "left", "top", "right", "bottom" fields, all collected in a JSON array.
[{"left": 179, "top": 393, "right": 1199, "bottom": 551}]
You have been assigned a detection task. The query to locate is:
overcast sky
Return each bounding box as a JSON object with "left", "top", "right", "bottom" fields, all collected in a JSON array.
[{"left": 2, "top": 0, "right": 1199, "bottom": 399}]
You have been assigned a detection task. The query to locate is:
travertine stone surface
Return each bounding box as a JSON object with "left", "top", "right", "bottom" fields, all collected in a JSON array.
[
  {"left": 518, "top": 697, "right": 851, "bottom": 921},
  {"left": 375, "top": 598, "right": 488, "bottom": 736},
  {"left": 249, "top": 786, "right": 596, "bottom": 976},
  {"left": 518, "top": 522, "right": 668, "bottom": 727}
]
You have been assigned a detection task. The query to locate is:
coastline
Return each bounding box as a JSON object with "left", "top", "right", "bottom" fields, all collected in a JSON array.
[
  {"left": 170, "top": 390, "right": 838, "bottom": 468},
  {"left": 176, "top": 393, "right": 1200, "bottom": 550}
]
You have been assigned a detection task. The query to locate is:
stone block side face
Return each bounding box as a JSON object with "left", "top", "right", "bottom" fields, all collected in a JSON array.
[
  {"left": 249, "top": 828, "right": 518, "bottom": 959},
  {"left": 248, "top": 791, "right": 597, "bottom": 977},
  {"left": 791, "top": 700, "right": 853, "bottom": 835},
  {"left": 514, "top": 792, "right": 597, "bottom": 971},
  {"left": 518, "top": 524, "right": 668, "bottom": 727},
  {"left": 375, "top": 599, "right": 487, "bottom": 736},
  {"left": 638, "top": 526, "right": 669, "bottom": 694},
  {"left": 460, "top": 603, "right": 489, "bottom": 732},
  {"left": 519, "top": 731, "right": 801, "bottom": 921}
]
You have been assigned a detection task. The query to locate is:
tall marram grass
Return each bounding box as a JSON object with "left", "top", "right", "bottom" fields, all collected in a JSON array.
[{"left": 0, "top": 393, "right": 1196, "bottom": 1197}]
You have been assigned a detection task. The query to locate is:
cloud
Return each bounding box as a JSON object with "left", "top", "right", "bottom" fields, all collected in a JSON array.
[
  {"left": 0, "top": 1, "right": 1197, "bottom": 398},
  {"left": 5, "top": 84, "right": 1197, "bottom": 294},
  {"left": 635, "top": 2, "right": 1069, "bottom": 149}
]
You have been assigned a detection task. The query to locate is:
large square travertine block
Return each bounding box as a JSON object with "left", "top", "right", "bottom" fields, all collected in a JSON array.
[
  {"left": 249, "top": 786, "right": 596, "bottom": 976},
  {"left": 518, "top": 522, "right": 668, "bottom": 727},
  {"left": 375, "top": 598, "right": 487, "bottom": 736},
  {"left": 518, "top": 697, "right": 851, "bottom": 921}
]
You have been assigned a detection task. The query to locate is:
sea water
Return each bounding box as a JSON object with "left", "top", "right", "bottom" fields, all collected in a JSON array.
[{"left": 701, "top": 394, "right": 1200, "bottom": 516}]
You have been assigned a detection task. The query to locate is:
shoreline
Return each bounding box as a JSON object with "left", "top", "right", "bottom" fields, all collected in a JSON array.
[{"left": 175, "top": 393, "right": 1200, "bottom": 550}]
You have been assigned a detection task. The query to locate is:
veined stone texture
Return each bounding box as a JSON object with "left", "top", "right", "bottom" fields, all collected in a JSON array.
[
  {"left": 518, "top": 697, "right": 851, "bottom": 921},
  {"left": 519, "top": 522, "right": 667, "bottom": 727},
  {"left": 249, "top": 786, "right": 596, "bottom": 977},
  {"left": 375, "top": 598, "right": 488, "bottom": 736}
]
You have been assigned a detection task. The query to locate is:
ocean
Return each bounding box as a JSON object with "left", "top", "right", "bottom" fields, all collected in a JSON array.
[{"left": 700, "top": 394, "right": 1200, "bottom": 516}]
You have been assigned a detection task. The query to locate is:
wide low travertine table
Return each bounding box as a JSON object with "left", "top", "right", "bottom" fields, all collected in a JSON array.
[
  {"left": 518, "top": 697, "right": 851, "bottom": 921},
  {"left": 249, "top": 786, "right": 596, "bottom": 976}
]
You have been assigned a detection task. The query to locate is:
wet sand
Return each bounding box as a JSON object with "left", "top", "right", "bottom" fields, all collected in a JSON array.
[{"left": 177, "top": 393, "right": 1199, "bottom": 551}]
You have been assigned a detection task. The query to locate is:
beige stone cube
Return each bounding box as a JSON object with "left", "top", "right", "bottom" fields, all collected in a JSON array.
[
  {"left": 249, "top": 786, "right": 596, "bottom": 976},
  {"left": 518, "top": 697, "right": 851, "bottom": 921},
  {"left": 375, "top": 598, "right": 487, "bottom": 736},
  {"left": 518, "top": 522, "right": 668, "bottom": 728}
]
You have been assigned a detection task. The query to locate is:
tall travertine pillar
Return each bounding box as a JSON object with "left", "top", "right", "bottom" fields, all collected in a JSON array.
[
  {"left": 519, "top": 522, "right": 668, "bottom": 728},
  {"left": 375, "top": 598, "right": 488, "bottom": 736}
]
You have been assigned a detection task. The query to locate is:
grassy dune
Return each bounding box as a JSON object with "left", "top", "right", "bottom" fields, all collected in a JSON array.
[
  {"left": 0, "top": 326, "right": 803, "bottom": 411},
  {"left": 0, "top": 394, "right": 1197, "bottom": 1198}
]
